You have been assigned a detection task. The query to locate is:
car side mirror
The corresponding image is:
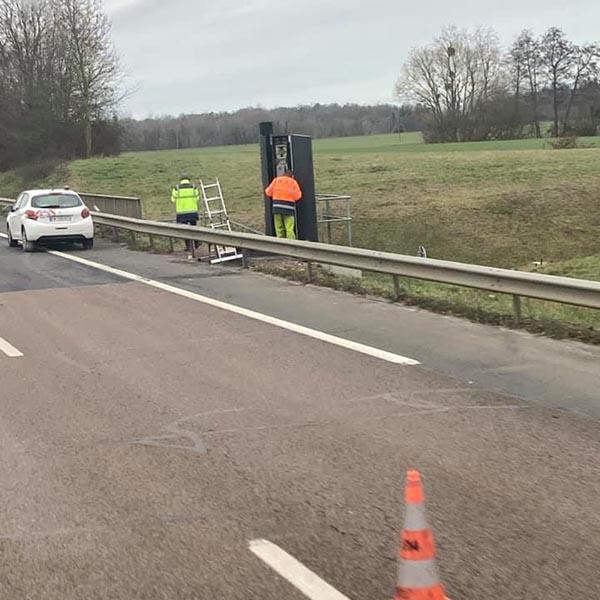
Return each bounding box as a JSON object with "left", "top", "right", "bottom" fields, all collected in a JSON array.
[{"left": 9, "top": 206, "right": 17, "bottom": 212}]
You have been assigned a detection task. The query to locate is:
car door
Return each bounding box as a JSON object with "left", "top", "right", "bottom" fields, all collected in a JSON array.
[
  {"left": 7, "top": 193, "right": 28, "bottom": 240},
  {"left": 7, "top": 194, "right": 23, "bottom": 238}
]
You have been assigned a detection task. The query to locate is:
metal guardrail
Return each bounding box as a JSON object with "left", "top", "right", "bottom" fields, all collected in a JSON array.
[
  {"left": 1, "top": 194, "right": 143, "bottom": 219},
  {"left": 2, "top": 197, "right": 599, "bottom": 312},
  {"left": 90, "top": 212, "right": 600, "bottom": 311},
  {"left": 79, "top": 192, "right": 143, "bottom": 219}
]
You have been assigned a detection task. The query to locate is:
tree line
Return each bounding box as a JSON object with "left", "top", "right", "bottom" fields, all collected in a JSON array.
[
  {"left": 396, "top": 26, "right": 600, "bottom": 143},
  {"left": 120, "top": 104, "right": 422, "bottom": 152},
  {"left": 0, "top": 0, "right": 122, "bottom": 172},
  {"left": 3, "top": 6, "right": 599, "bottom": 172}
]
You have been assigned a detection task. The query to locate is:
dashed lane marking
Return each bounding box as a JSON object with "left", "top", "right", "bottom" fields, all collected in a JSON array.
[
  {"left": 0, "top": 336, "right": 23, "bottom": 358},
  {"left": 250, "top": 539, "right": 351, "bottom": 600},
  {"left": 41, "top": 248, "right": 420, "bottom": 366}
]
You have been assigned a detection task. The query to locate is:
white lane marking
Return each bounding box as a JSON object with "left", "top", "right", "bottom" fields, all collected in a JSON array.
[
  {"left": 0, "top": 336, "right": 23, "bottom": 357},
  {"left": 44, "top": 249, "right": 420, "bottom": 366},
  {"left": 250, "top": 539, "right": 351, "bottom": 600}
]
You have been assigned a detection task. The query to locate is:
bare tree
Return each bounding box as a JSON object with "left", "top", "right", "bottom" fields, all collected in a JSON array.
[
  {"left": 57, "top": 0, "right": 122, "bottom": 157},
  {"left": 396, "top": 45, "right": 444, "bottom": 131},
  {"left": 511, "top": 30, "right": 543, "bottom": 137},
  {"left": 396, "top": 26, "right": 506, "bottom": 142},
  {"left": 0, "top": 0, "right": 60, "bottom": 163},
  {"left": 562, "top": 43, "right": 600, "bottom": 134},
  {"left": 0, "top": 0, "right": 45, "bottom": 100},
  {"left": 541, "top": 27, "right": 575, "bottom": 137},
  {"left": 0, "top": 0, "right": 124, "bottom": 169}
]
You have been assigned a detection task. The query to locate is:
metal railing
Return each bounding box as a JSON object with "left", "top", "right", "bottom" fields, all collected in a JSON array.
[
  {"left": 317, "top": 194, "right": 352, "bottom": 246},
  {"left": 1, "top": 194, "right": 142, "bottom": 219},
  {"left": 89, "top": 212, "right": 600, "bottom": 312},
  {"left": 2, "top": 197, "right": 599, "bottom": 313},
  {"left": 79, "top": 193, "right": 143, "bottom": 219}
]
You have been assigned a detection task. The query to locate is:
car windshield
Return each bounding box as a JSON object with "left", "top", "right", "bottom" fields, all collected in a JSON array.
[{"left": 31, "top": 193, "right": 82, "bottom": 209}]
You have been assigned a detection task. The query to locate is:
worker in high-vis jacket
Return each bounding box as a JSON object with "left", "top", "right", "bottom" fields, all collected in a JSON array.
[
  {"left": 265, "top": 169, "right": 302, "bottom": 240},
  {"left": 171, "top": 174, "right": 200, "bottom": 258}
]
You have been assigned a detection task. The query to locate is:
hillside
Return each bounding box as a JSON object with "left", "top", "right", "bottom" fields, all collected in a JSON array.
[
  {"left": 1, "top": 133, "right": 599, "bottom": 335},
  {"left": 3, "top": 133, "right": 598, "bottom": 268}
]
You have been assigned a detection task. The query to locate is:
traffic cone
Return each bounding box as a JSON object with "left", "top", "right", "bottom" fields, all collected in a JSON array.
[{"left": 394, "top": 470, "right": 449, "bottom": 600}]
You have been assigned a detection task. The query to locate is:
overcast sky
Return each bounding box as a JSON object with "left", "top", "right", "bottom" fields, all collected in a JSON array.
[{"left": 105, "top": 0, "right": 600, "bottom": 117}]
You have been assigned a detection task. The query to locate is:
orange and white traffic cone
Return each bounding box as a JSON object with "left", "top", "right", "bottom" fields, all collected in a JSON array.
[{"left": 394, "top": 470, "right": 449, "bottom": 600}]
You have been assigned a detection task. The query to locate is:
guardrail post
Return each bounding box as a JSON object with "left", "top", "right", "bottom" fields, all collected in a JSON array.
[
  {"left": 326, "top": 196, "right": 332, "bottom": 244},
  {"left": 149, "top": 234, "right": 155, "bottom": 252},
  {"left": 347, "top": 197, "right": 353, "bottom": 246},
  {"left": 128, "top": 230, "right": 136, "bottom": 248},
  {"left": 168, "top": 236, "right": 174, "bottom": 253},
  {"left": 512, "top": 294, "right": 522, "bottom": 325},
  {"left": 393, "top": 275, "right": 402, "bottom": 302},
  {"left": 307, "top": 261, "right": 314, "bottom": 283}
]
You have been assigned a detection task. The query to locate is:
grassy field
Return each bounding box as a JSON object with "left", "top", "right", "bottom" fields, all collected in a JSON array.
[{"left": 1, "top": 133, "right": 599, "bottom": 336}]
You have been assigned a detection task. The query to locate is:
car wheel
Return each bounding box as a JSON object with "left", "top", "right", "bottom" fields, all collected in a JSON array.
[
  {"left": 22, "top": 228, "right": 36, "bottom": 252},
  {"left": 83, "top": 238, "right": 94, "bottom": 250},
  {"left": 7, "top": 226, "right": 18, "bottom": 247}
]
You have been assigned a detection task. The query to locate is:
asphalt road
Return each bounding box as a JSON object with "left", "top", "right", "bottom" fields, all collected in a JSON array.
[{"left": 1, "top": 235, "right": 599, "bottom": 599}]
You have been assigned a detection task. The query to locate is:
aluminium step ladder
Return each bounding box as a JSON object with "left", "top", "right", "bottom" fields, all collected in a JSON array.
[{"left": 199, "top": 178, "right": 244, "bottom": 264}]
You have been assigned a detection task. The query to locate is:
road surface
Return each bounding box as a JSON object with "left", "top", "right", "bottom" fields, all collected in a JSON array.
[{"left": 1, "top": 233, "right": 599, "bottom": 599}]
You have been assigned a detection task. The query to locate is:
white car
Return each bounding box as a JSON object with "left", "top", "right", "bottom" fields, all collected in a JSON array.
[{"left": 6, "top": 189, "right": 94, "bottom": 252}]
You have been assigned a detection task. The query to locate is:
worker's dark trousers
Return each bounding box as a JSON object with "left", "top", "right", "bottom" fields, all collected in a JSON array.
[{"left": 176, "top": 212, "right": 199, "bottom": 252}]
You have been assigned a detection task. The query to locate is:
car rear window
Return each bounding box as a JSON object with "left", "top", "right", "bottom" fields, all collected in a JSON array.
[{"left": 31, "top": 194, "right": 82, "bottom": 209}]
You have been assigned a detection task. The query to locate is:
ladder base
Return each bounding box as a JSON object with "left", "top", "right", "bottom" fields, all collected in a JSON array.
[{"left": 210, "top": 253, "right": 244, "bottom": 265}]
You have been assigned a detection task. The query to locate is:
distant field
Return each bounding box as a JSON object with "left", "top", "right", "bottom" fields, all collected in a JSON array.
[
  {"left": 314, "top": 131, "right": 600, "bottom": 153},
  {"left": 1, "top": 132, "right": 599, "bottom": 334},
  {"left": 2, "top": 131, "right": 599, "bottom": 268}
]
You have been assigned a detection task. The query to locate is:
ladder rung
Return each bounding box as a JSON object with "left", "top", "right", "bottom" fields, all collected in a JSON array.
[
  {"left": 209, "top": 209, "right": 226, "bottom": 216},
  {"left": 210, "top": 223, "right": 231, "bottom": 230},
  {"left": 216, "top": 246, "right": 240, "bottom": 256},
  {"left": 202, "top": 184, "right": 219, "bottom": 189},
  {"left": 211, "top": 252, "right": 243, "bottom": 264},
  {"left": 205, "top": 197, "right": 222, "bottom": 202}
]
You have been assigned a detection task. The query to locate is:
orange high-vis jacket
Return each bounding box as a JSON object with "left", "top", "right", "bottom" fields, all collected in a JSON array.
[{"left": 265, "top": 175, "right": 302, "bottom": 214}]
